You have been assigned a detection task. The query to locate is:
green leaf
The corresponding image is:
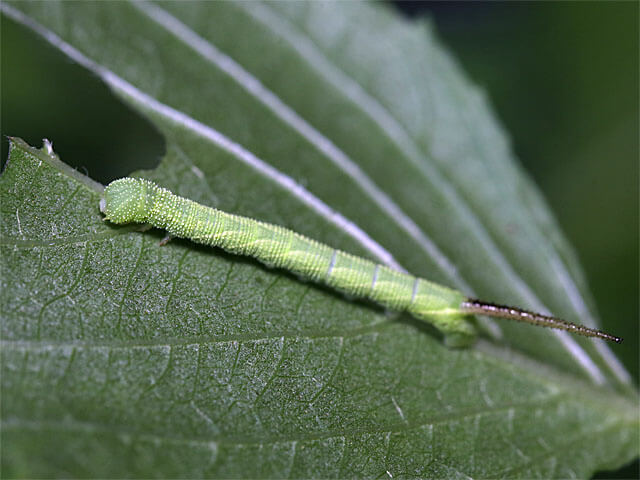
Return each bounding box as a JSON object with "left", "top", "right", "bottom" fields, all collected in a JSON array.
[{"left": 1, "top": 2, "right": 637, "bottom": 478}]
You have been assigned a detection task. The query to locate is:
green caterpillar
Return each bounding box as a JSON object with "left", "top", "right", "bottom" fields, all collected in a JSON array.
[{"left": 100, "top": 177, "right": 621, "bottom": 347}]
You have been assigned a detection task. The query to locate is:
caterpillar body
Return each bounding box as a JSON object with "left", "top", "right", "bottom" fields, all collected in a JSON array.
[{"left": 100, "top": 178, "right": 622, "bottom": 347}]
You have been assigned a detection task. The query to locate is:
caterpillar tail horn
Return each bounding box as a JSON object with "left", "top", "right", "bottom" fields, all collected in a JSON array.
[{"left": 461, "top": 298, "right": 622, "bottom": 344}]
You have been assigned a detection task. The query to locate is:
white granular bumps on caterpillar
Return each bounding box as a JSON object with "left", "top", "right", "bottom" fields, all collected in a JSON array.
[{"left": 100, "top": 177, "right": 622, "bottom": 347}]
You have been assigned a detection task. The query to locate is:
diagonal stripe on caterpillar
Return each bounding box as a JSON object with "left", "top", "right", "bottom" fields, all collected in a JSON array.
[{"left": 100, "top": 177, "right": 622, "bottom": 347}]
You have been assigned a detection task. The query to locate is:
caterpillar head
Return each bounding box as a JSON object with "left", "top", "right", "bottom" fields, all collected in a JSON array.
[{"left": 100, "top": 177, "right": 150, "bottom": 224}]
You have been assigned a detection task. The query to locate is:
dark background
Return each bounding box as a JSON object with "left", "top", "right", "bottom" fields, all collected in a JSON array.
[{"left": 2, "top": 3, "right": 638, "bottom": 478}]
